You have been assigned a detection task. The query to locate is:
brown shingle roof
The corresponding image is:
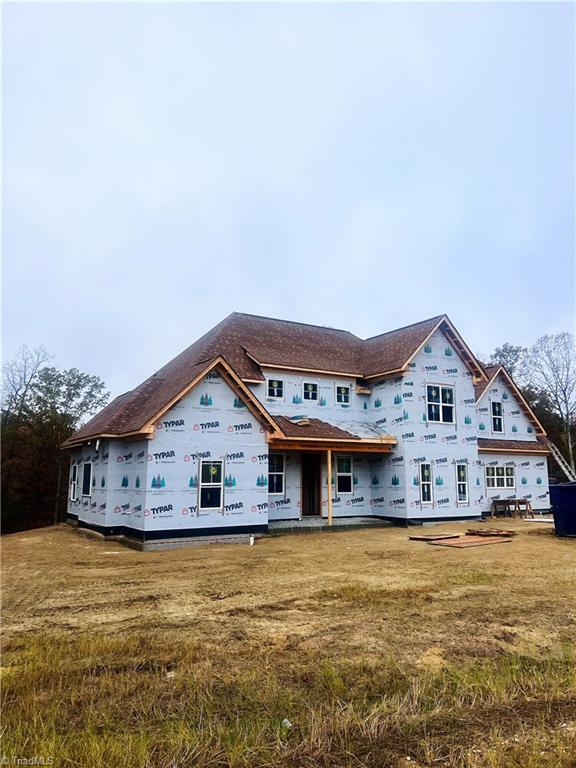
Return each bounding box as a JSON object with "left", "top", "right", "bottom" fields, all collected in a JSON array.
[
  {"left": 477, "top": 437, "right": 550, "bottom": 453},
  {"left": 64, "top": 312, "right": 479, "bottom": 446},
  {"left": 274, "top": 416, "right": 361, "bottom": 440},
  {"left": 361, "top": 316, "right": 444, "bottom": 376}
]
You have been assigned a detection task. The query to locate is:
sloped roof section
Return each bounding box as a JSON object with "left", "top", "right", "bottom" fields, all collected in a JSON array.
[
  {"left": 274, "top": 416, "right": 362, "bottom": 440},
  {"left": 64, "top": 312, "right": 486, "bottom": 446},
  {"left": 361, "top": 316, "right": 444, "bottom": 377},
  {"left": 478, "top": 437, "right": 550, "bottom": 453}
]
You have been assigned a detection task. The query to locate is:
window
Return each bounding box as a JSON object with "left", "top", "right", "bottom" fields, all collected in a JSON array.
[
  {"left": 336, "top": 455, "right": 353, "bottom": 494},
  {"left": 199, "top": 460, "right": 224, "bottom": 510},
  {"left": 485, "top": 466, "right": 515, "bottom": 489},
  {"left": 303, "top": 382, "right": 318, "bottom": 401},
  {"left": 426, "top": 385, "right": 455, "bottom": 423},
  {"left": 456, "top": 464, "right": 468, "bottom": 504},
  {"left": 336, "top": 385, "right": 350, "bottom": 404},
  {"left": 268, "top": 454, "right": 285, "bottom": 494},
  {"left": 70, "top": 464, "right": 78, "bottom": 501},
  {"left": 491, "top": 402, "right": 503, "bottom": 433},
  {"left": 268, "top": 379, "right": 284, "bottom": 399},
  {"left": 81, "top": 463, "right": 92, "bottom": 496},
  {"left": 419, "top": 463, "right": 433, "bottom": 505}
]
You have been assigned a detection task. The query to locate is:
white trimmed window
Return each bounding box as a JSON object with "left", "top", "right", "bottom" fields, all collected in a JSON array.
[
  {"left": 419, "top": 463, "right": 433, "bottom": 505},
  {"left": 268, "top": 454, "right": 285, "bottom": 494},
  {"left": 336, "top": 385, "right": 350, "bottom": 405},
  {"left": 491, "top": 402, "right": 503, "bottom": 433},
  {"left": 199, "top": 460, "right": 224, "bottom": 510},
  {"left": 267, "top": 379, "right": 284, "bottom": 399},
  {"left": 81, "top": 462, "right": 92, "bottom": 497},
  {"left": 426, "top": 385, "right": 455, "bottom": 423},
  {"left": 303, "top": 382, "right": 318, "bottom": 401},
  {"left": 456, "top": 463, "right": 468, "bottom": 504},
  {"left": 70, "top": 465, "right": 78, "bottom": 501},
  {"left": 485, "top": 466, "right": 515, "bottom": 489},
  {"left": 336, "top": 455, "right": 353, "bottom": 494}
]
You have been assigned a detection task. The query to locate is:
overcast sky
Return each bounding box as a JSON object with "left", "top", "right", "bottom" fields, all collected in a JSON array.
[{"left": 4, "top": 2, "right": 574, "bottom": 398}]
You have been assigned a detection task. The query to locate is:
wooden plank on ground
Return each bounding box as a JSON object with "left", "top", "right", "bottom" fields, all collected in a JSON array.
[
  {"left": 428, "top": 535, "right": 512, "bottom": 548},
  {"left": 409, "top": 533, "right": 461, "bottom": 541},
  {"left": 466, "top": 528, "right": 516, "bottom": 537}
]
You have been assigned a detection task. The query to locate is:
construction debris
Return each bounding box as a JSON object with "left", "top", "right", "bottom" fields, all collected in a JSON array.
[
  {"left": 466, "top": 528, "right": 516, "bottom": 537},
  {"left": 408, "top": 533, "right": 460, "bottom": 541},
  {"left": 428, "top": 535, "right": 512, "bottom": 548}
]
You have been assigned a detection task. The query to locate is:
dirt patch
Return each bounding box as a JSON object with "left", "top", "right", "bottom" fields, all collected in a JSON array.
[{"left": 2, "top": 520, "right": 575, "bottom": 663}]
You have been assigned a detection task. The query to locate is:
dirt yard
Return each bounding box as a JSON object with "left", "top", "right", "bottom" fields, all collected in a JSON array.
[{"left": 2, "top": 521, "right": 576, "bottom": 767}]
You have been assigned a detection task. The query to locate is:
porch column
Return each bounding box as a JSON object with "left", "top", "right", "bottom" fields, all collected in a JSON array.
[{"left": 327, "top": 449, "right": 333, "bottom": 527}]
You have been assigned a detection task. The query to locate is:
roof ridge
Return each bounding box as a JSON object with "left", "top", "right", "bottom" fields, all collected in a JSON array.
[
  {"left": 231, "top": 311, "right": 357, "bottom": 336},
  {"left": 364, "top": 314, "right": 445, "bottom": 342}
]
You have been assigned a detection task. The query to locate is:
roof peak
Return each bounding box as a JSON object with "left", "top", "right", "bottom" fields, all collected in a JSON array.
[
  {"left": 364, "top": 314, "right": 445, "bottom": 342},
  {"left": 230, "top": 311, "right": 356, "bottom": 336}
]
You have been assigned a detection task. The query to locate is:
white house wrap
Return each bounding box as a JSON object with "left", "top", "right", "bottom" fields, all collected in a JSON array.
[{"left": 64, "top": 313, "right": 550, "bottom": 547}]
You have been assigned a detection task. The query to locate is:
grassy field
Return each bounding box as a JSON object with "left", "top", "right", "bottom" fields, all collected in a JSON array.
[{"left": 2, "top": 521, "right": 575, "bottom": 767}]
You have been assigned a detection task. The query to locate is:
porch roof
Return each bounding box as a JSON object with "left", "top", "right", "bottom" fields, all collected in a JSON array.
[{"left": 269, "top": 416, "right": 397, "bottom": 453}]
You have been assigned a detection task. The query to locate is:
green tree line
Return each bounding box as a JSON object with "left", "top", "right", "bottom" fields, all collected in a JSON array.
[{"left": 2, "top": 346, "right": 109, "bottom": 533}]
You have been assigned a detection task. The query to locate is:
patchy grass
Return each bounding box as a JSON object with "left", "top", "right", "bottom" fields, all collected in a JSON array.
[
  {"left": 2, "top": 521, "right": 575, "bottom": 766},
  {"left": 2, "top": 633, "right": 576, "bottom": 768}
]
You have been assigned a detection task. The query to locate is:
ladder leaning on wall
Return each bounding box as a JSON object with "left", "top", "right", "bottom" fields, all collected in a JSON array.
[{"left": 545, "top": 439, "right": 576, "bottom": 482}]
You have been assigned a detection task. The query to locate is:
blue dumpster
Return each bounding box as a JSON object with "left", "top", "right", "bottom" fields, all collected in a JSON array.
[{"left": 550, "top": 483, "right": 576, "bottom": 537}]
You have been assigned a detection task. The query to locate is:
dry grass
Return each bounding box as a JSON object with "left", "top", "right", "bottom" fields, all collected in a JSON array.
[{"left": 2, "top": 521, "right": 575, "bottom": 767}]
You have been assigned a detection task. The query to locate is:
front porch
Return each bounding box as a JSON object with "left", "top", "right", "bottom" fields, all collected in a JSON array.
[{"left": 267, "top": 418, "right": 397, "bottom": 525}]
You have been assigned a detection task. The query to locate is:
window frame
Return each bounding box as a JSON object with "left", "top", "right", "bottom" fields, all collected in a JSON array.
[
  {"left": 268, "top": 453, "right": 285, "bottom": 496},
  {"left": 426, "top": 384, "right": 455, "bottom": 424},
  {"left": 456, "top": 463, "right": 469, "bottom": 505},
  {"left": 70, "top": 464, "right": 78, "bottom": 502},
  {"left": 199, "top": 459, "right": 224, "bottom": 511},
  {"left": 335, "top": 384, "right": 350, "bottom": 405},
  {"left": 485, "top": 466, "right": 515, "bottom": 490},
  {"left": 302, "top": 381, "right": 319, "bottom": 402},
  {"left": 336, "top": 455, "right": 353, "bottom": 495},
  {"left": 419, "top": 462, "right": 433, "bottom": 506},
  {"left": 267, "top": 378, "right": 284, "bottom": 400},
  {"left": 491, "top": 401, "right": 504, "bottom": 433},
  {"left": 81, "top": 462, "right": 92, "bottom": 497}
]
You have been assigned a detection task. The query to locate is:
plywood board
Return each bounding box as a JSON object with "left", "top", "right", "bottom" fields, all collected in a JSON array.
[{"left": 428, "top": 536, "right": 512, "bottom": 548}]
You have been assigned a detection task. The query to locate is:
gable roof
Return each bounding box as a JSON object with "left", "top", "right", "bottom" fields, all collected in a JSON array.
[
  {"left": 63, "top": 312, "right": 487, "bottom": 446},
  {"left": 62, "top": 356, "right": 280, "bottom": 448},
  {"left": 474, "top": 364, "right": 546, "bottom": 436}
]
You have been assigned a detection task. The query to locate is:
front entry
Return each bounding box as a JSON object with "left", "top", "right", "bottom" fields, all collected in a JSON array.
[{"left": 301, "top": 453, "right": 321, "bottom": 516}]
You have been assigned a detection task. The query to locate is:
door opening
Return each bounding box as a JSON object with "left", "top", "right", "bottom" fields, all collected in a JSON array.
[{"left": 301, "top": 453, "right": 321, "bottom": 516}]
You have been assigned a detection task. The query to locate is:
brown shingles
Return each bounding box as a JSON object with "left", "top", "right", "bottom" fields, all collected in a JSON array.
[
  {"left": 63, "top": 312, "right": 459, "bottom": 445},
  {"left": 361, "top": 316, "right": 444, "bottom": 377},
  {"left": 273, "top": 416, "right": 361, "bottom": 440},
  {"left": 477, "top": 437, "right": 550, "bottom": 452}
]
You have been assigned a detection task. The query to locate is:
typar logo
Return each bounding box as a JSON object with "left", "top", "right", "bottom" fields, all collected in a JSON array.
[
  {"left": 193, "top": 421, "right": 220, "bottom": 432},
  {"left": 150, "top": 504, "right": 173, "bottom": 516},
  {"left": 251, "top": 453, "right": 268, "bottom": 464},
  {"left": 183, "top": 451, "right": 211, "bottom": 462},
  {"left": 160, "top": 419, "right": 185, "bottom": 430},
  {"left": 149, "top": 450, "right": 176, "bottom": 463},
  {"left": 227, "top": 422, "right": 253, "bottom": 433}
]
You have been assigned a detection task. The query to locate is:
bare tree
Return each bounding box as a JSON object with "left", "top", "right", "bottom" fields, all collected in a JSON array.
[
  {"left": 489, "top": 343, "right": 527, "bottom": 379},
  {"left": 520, "top": 333, "right": 576, "bottom": 470},
  {"left": 2, "top": 345, "right": 51, "bottom": 425}
]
